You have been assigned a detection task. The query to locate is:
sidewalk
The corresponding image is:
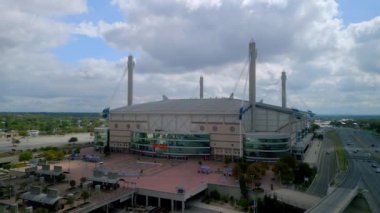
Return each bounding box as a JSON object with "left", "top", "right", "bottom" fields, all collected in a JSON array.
[
  {"left": 271, "top": 188, "right": 321, "bottom": 210},
  {"left": 187, "top": 200, "right": 243, "bottom": 213},
  {"left": 303, "top": 139, "right": 322, "bottom": 168}
]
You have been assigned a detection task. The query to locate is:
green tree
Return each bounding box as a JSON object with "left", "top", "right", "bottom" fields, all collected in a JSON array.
[
  {"left": 238, "top": 198, "right": 250, "bottom": 211},
  {"left": 239, "top": 175, "right": 248, "bottom": 199},
  {"left": 19, "top": 151, "right": 33, "bottom": 161},
  {"left": 294, "top": 162, "right": 315, "bottom": 185},
  {"left": 81, "top": 191, "right": 90, "bottom": 203},
  {"left": 68, "top": 137, "right": 78, "bottom": 143},
  {"left": 104, "top": 145, "right": 111, "bottom": 156},
  {"left": 34, "top": 207, "right": 49, "bottom": 213},
  {"left": 272, "top": 155, "right": 297, "bottom": 184},
  {"left": 232, "top": 163, "right": 241, "bottom": 178},
  {"left": 272, "top": 161, "right": 294, "bottom": 184},
  {"left": 66, "top": 195, "right": 75, "bottom": 206},
  {"left": 209, "top": 190, "right": 221, "bottom": 200},
  {"left": 19, "top": 130, "right": 28, "bottom": 137},
  {"left": 11, "top": 139, "right": 20, "bottom": 146},
  {"left": 280, "top": 154, "right": 297, "bottom": 170},
  {"left": 246, "top": 163, "right": 265, "bottom": 181},
  {"left": 232, "top": 161, "right": 249, "bottom": 179},
  {"left": 69, "top": 180, "right": 76, "bottom": 188},
  {"left": 43, "top": 149, "right": 65, "bottom": 161},
  {"left": 80, "top": 177, "right": 87, "bottom": 187}
]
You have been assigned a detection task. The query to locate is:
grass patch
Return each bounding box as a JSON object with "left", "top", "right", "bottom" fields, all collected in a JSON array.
[{"left": 327, "top": 130, "right": 348, "bottom": 171}]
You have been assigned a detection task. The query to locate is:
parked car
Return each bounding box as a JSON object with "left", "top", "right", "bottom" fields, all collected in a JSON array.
[
  {"left": 198, "top": 165, "right": 212, "bottom": 174},
  {"left": 372, "top": 163, "right": 377, "bottom": 168},
  {"left": 376, "top": 168, "right": 380, "bottom": 173},
  {"left": 223, "top": 167, "right": 232, "bottom": 176}
]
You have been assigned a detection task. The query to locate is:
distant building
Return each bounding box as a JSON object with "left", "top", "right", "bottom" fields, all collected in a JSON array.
[
  {"left": 94, "top": 126, "right": 108, "bottom": 151},
  {"left": 20, "top": 186, "right": 63, "bottom": 211},
  {"left": 28, "top": 130, "right": 39, "bottom": 137}
]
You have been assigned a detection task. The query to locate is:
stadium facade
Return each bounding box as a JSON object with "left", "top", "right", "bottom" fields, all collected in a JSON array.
[{"left": 107, "top": 41, "right": 311, "bottom": 161}]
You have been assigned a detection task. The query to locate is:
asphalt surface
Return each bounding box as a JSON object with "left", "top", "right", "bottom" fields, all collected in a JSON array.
[
  {"left": 338, "top": 128, "right": 380, "bottom": 210},
  {"left": 0, "top": 133, "right": 93, "bottom": 152},
  {"left": 307, "top": 129, "right": 337, "bottom": 197},
  {"left": 307, "top": 128, "right": 362, "bottom": 213}
]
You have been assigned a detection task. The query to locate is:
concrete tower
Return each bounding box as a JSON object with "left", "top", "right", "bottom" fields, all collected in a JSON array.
[
  {"left": 281, "top": 71, "right": 287, "bottom": 108},
  {"left": 249, "top": 41, "right": 257, "bottom": 132},
  {"left": 200, "top": 76, "right": 204, "bottom": 99},
  {"left": 127, "top": 55, "right": 135, "bottom": 106}
]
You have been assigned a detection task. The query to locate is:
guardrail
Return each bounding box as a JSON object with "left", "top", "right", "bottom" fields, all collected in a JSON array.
[
  {"left": 184, "top": 183, "right": 208, "bottom": 200},
  {"left": 306, "top": 185, "right": 359, "bottom": 213}
]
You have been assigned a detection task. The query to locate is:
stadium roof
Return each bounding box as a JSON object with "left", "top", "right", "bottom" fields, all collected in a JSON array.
[{"left": 111, "top": 98, "right": 295, "bottom": 115}]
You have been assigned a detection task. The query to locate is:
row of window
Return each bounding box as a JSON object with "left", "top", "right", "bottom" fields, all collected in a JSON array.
[
  {"left": 200, "top": 125, "right": 236, "bottom": 133},
  {"left": 133, "top": 132, "right": 210, "bottom": 141},
  {"left": 245, "top": 143, "right": 289, "bottom": 150},
  {"left": 130, "top": 144, "right": 210, "bottom": 154},
  {"left": 246, "top": 138, "right": 289, "bottom": 143},
  {"left": 134, "top": 140, "right": 210, "bottom": 147},
  {"left": 113, "top": 122, "right": 237, "bottom": 133},
  {"left": 114, "top": 123, "right": 141, "bottom": 129},
  {"left": 131, "top": 132, "right": 211, "bottom": 155},
  {"left": 111, "top": 143, "right": 128, "bottom": 147},
  {"left": 213, "top": 148, "right": 240, "bottom": 155},
  {"left": 245, "top": 151, "right": 288, "bottom": 159}
]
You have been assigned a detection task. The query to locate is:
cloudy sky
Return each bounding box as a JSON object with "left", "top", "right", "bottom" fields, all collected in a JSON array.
[{"left": 0, "top": 0, "right": 379, "bottom": 114}]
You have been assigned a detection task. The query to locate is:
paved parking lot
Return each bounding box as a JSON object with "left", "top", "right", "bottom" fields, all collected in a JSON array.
[{"left": 54, "top": 148, "right": 282, "bottom": 195}]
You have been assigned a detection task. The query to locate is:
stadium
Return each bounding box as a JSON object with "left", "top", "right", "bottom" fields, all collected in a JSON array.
[{"left": 105, "top": 41, "right": 312, "bottom": 161}]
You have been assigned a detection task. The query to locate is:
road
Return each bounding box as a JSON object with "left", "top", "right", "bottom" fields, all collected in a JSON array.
[
  {"left": 0, "top": 133, "right": 93, "bottom": 152},
  {"left": 338, "top": 128, "right": 380, "bottom": 211},
  {"left": 307, "top": 129, "right": 337, "bottom": 197},
  {"left": 307, "top": 129, "right": 362, "bottom": 213}
]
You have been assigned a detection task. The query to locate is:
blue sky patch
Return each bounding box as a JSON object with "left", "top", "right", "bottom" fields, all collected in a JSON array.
[
  {"left": 53, "top": 35, "right": 127, "bottom": 63},
  {"left": 339, "top": 0, "right": 380, "bottom": 25},
  {"left": 62, "top": 0, "right": 124, "bottom": 24}
]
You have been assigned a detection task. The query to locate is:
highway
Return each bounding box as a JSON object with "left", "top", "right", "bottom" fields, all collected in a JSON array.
[
  {"left": 0, "top": 133, "right": 93, "bottom": 152},
  {"left": 307, "top": 129, "right": 336, "bottom": 197},
  {"left": 307, "top": 128, "right": 362, "bottom": 213},
  {"left": 338, "top": 128, "right": 380, "bottom": 211}
]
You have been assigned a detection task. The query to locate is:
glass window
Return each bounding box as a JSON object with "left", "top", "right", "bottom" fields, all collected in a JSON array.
[
  {"left": 131, "top": 131, "right": 211, "bottom": 155},
  {"left": 244, "top": 135, "right": 290, "bottom": 160}
]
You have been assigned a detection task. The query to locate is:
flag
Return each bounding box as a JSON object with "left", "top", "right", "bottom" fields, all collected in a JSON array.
[{"left": 102, "top": 108, "right": 110, "bottom": 118}]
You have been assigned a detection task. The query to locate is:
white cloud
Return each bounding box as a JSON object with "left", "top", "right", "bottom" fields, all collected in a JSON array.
[{"left": 1, "top": 0, "right": 379, "bottom": 114}]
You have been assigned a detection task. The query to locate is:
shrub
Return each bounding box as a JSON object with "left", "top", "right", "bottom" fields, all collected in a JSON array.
[
  {"left": 229, "top": 196, "right": 235, "bottom": 205},
  {"left": 201, "top": 194, "right": 210, "bottom": 203},
  {"left": 68, "top": 137, "right": 78, "bottom": 143},
  {"left": 69, "top": 180, "right": 76, "bottom": 188},
  {"left": 238, "top": 198, "right": 250, "bottom": 210},
  {"left": 224, "top": 156, "right": 232, "bottom": 165},
  {"left": 222, "top": 195, "right": 228, "bottom": 203},
  {"left": 19, "top": 151, "right": 33, "bottom": 161},
  {"left": 81, "top": 191, "right": 90, "bottom": 203},
  {"left": 209, "top": 190, "right": 221, "bottom": 200}
]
